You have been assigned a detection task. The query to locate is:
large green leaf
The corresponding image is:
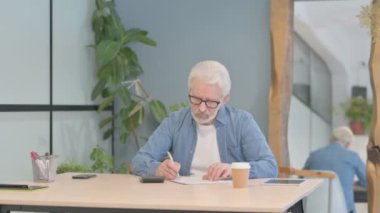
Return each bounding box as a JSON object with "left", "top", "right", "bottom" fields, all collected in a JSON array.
[
  {"left": 102, "top": 128, "right": 114, "bottom": 140},
  {"left": 127, "top": 102, "right": 144, "bottom": 119},
  {"left": 95, "top": 0, "right": 106, "bottom": 10},
  {"left": 91, "top": 10, "right": 104, "bottom": 43},
  {"left": 97, "top": 96, "right": 115, "bottom": 113},
  {"left": 149, "top": 99, "right": 168, "bottom": 123},
  {"left": 99, "top": 115, "right": 117, "bottom": 129},
  {"left": 117, "top": 87, "right": 132, "bottom": 106},
  {"left": 120, "top": 47, "right": 143, "bottom": 78},
  {"left": 121, "top": 29, "right": 156, "bottom": 46},
  {"left": 91, "top": 79, "right": 107, "bottom": 100},
  {"left": 122, "top": 102, "right": 144, "bottom": 131},
  {"left": 96, "top": 40, "right": 122, "bottom": 68},
  {"left": 97, "top": 64, "right": 112, "bottom": 80}
]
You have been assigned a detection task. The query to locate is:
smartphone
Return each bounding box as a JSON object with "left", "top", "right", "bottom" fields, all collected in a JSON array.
[
  {"left": 139, "top": 176, "right": 165, "bottom": 183},
  {"left": 72, "top": 174, "right": 97, "bottom": 179}
]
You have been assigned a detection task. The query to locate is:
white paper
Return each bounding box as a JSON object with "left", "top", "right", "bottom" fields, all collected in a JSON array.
[{"left": 169, "top": 176, "right": 231, "bottom": 185}]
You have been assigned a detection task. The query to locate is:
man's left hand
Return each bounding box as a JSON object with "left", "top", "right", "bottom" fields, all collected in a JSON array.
[{"left": 203, "top": 163, "right": 231, "bottom": 181}]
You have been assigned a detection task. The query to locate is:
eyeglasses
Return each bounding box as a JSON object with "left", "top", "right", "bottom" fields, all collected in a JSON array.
[{"left": 188, "top": 95, "right": 221, "bottom": 109}]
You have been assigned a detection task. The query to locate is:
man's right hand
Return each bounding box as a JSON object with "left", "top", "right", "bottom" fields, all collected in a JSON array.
[{"left": 155, "top": 159, "right": 181, "bottom": 180}]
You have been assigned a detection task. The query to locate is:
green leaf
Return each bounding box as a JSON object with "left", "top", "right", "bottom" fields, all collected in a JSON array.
[
  {"left": 120, "top": 132, "right": 130, "bottom": 143},
  {"left": 115, "top": 54, "right": 126, "bottom": 80},
  {"left": 117, "top": 87, "right": 132, "bottom": 106},
  {"left": 127, "top": 101, "right": 143, "bottom": 116},
  {"left": 122, "top": 28, "right": 157, "bottom": 46},
  {"left": 91, "top": 11, "right": 104, "bottom": 42},
  {"left": 122, "top": 103, "right": 144, "bottom": 131},
  {"left": 120, "top": 48, "right": 143, "bottom": 78},
  {"left": 90, "top": 146, "right": 114, "bottom": 173},
  {"left": 103, "top": 128, "right": 114, "bottom": 140},
  {"left": 168, "top": 101, "right": 188, "bottom": 112},
  {"left": 99, "top": 115, "right": 117, "bottom": 129},
  {"left": 91, "top": 79, "right": 107, "bottom": 100},
  {"left": 149, "top": 99, "right": 168, "bottom": 123},
  {"left": 95, "top": 0, "right": 105, "bottom": 10},
  {"left": 137, "top": 36, "right": 157, "bottom": 46},
  {"left": 101, "top": 88, "right": 111, "bottom": 98},
  {"left": 97, "top": 64, "right": 112, "bottom": 80},
  {"left": 121, "top": 28, "right": 146, "bottom": 44},
  {"left": 97, "top": 96, "right": 115, "bottom": 113},
  {"left": 96, "top": 40, "right": 122, "bottom": 68}
]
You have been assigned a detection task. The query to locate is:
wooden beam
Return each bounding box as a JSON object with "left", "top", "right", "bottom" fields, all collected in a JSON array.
[
  {"left": 367, "top": 1, "right": 380, "bottom": 212},
  {"left": 269, "top": 0, "right": 293, "bottom": 168}
]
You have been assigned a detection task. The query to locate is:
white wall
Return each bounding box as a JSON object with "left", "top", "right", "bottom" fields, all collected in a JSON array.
[
  {"left": 294, "top": 1, "right": 373, "bottom": 128},
  {"left": 288, "top": 96, "right": 331, "bottom": 169},
  {"left": 0, "top": 0, "right": 50, "bottom": 104},
  {"left": 51, "top": 0, "right": 111, "bottom": 165},
  {"left": 0, "top": 0, "right": 108, "bottom": 182},
  {"left": 53, "top": 0, "right": 97, "bottom": 105}
]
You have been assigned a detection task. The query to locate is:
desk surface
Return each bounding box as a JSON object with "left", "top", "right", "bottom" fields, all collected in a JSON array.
[{"left": 0, "top": 173, "right": 322, "bottom": 213}]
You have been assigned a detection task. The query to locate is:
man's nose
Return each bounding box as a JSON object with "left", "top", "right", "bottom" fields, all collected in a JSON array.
[{"left": 198, "top": 102, "right": 207, "bottom": 112}]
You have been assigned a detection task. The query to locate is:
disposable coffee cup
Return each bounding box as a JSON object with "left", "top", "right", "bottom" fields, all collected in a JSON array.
[
  {"left": 31, "top": 155, "right": 58, "bottom": 182},
  {"left": 231, "top": 162, "right": 250, "bottom": 188}
]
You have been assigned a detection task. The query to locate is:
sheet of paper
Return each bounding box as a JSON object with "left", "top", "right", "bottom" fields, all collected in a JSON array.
[{"left": 169, "top": 176, "right": 231, "bottom": 185}]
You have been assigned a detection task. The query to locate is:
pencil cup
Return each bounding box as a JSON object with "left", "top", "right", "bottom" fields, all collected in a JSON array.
[
  {"left": 231, "top": 162, "right": 250, "bottom": 188},
  {"left": 31, "top": 155, "right": 58, "bottom": 182}
]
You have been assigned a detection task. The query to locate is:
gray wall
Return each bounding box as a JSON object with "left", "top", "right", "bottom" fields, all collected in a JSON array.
[
  {"left": 114, "top": 0, "right": 271, "bottom": 165},
  {"left": 0, "top": 0, "right": 271, "bottom": 178}
]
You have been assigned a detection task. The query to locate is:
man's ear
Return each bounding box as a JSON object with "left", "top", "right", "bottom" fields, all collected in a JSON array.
[{"left": 223, "top": 95, "right": 230, "bottom": 103}]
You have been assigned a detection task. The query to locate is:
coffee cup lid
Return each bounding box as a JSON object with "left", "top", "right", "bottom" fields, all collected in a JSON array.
[{"left": 231, "top": 162, "right": 251, "bottom": 169}]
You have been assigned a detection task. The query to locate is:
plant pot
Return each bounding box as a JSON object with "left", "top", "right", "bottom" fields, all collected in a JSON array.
[{"left": 349, "top": 121, "right": 365, "bottom": 135}]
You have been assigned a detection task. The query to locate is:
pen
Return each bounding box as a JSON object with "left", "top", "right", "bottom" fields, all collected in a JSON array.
[
  {"left": 31, "top": 151, "right": 47, "bottom": 177},
  {"left": 167, "top": 151, "right": 180, "bottom": 177}
]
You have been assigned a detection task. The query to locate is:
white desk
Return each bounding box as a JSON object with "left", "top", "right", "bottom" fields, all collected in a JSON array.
[{"left": 0, "top": 173, "right": 322, "bottom": 213}]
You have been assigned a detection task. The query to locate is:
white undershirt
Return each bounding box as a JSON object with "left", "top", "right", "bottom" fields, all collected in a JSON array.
[{"left": 190, "top": 124, "right": 221, "bottom": 176}]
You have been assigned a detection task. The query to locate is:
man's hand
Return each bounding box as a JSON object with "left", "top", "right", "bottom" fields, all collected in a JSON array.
[
  {"left": 155, "top": 159, "right": 180, "bottom": 180},
  {"left": 203, "top": 163, "right": 231, "bottom": 181}
]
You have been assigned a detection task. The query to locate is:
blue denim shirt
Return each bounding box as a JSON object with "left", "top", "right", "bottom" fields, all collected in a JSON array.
[
  {"left": 131, "top": 105, "right": 278, "bottom": 178},
  {"left": 304, "top": 143, "right": 367, "bottom": 213}
]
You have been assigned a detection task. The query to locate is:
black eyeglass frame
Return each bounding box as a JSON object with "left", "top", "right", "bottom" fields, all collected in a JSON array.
[{"left": 188, "top": 95, "right": 221, "bottom": 109}]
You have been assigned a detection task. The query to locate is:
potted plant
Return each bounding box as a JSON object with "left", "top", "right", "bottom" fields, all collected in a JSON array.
[
  {"left": 91, "top": 0, "right": 168, "bottom": 146},
  {"left": 342, "top": 96, "right": 372, "bottom": 135},
  {"left": 89, "top": 0, "right": 168, "bottom": 173}
]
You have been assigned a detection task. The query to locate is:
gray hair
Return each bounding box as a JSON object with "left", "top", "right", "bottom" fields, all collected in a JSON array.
[
  {"left": 187, "top": 60, "right": 231, "bottom": 96},
  {"left": 331, "top": 126, "right": 354, "bottom": 145}
]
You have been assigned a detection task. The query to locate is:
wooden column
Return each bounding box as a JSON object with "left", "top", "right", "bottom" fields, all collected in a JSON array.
[
  {"left": 268, "top": 0, "right": 293, "bottom": 169},
  {"left": 367, "top": 1, "right": 380, "bottom": 212}
]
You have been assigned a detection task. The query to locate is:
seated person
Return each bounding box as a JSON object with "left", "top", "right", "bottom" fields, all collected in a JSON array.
[
  {"left": 131, "top": 60, "right": 278, "bottom": 181},
  {"left": 304, "top": 126, "right": 367, "bottom": 213}
]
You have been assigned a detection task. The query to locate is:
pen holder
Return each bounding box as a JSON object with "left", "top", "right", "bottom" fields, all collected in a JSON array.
[{"left": 31, "top": 155, "right": 58, "bottom": 182}]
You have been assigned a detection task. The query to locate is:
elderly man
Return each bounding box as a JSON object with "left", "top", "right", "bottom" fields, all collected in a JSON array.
[
  {"left": 131, "top": 60, "right": 278, "bottom": 181},
  {"left": 304, "top": 126, "right": 367, "bottom": 213}
]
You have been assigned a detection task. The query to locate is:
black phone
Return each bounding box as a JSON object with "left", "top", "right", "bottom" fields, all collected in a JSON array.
[
  {"left": 139, "top": 176, "right": 165, "bottom": 183},
  {"left": 72, "top": 174, "right": 97, "bottom": 179}
]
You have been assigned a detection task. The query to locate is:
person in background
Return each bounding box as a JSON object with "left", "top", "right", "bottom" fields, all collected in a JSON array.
[
  {"left": 131, "top": 60, "right": 278, "bottom": 181},
  {"left": 303, "top": 126, "right": 367, "bottom": 213}
]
